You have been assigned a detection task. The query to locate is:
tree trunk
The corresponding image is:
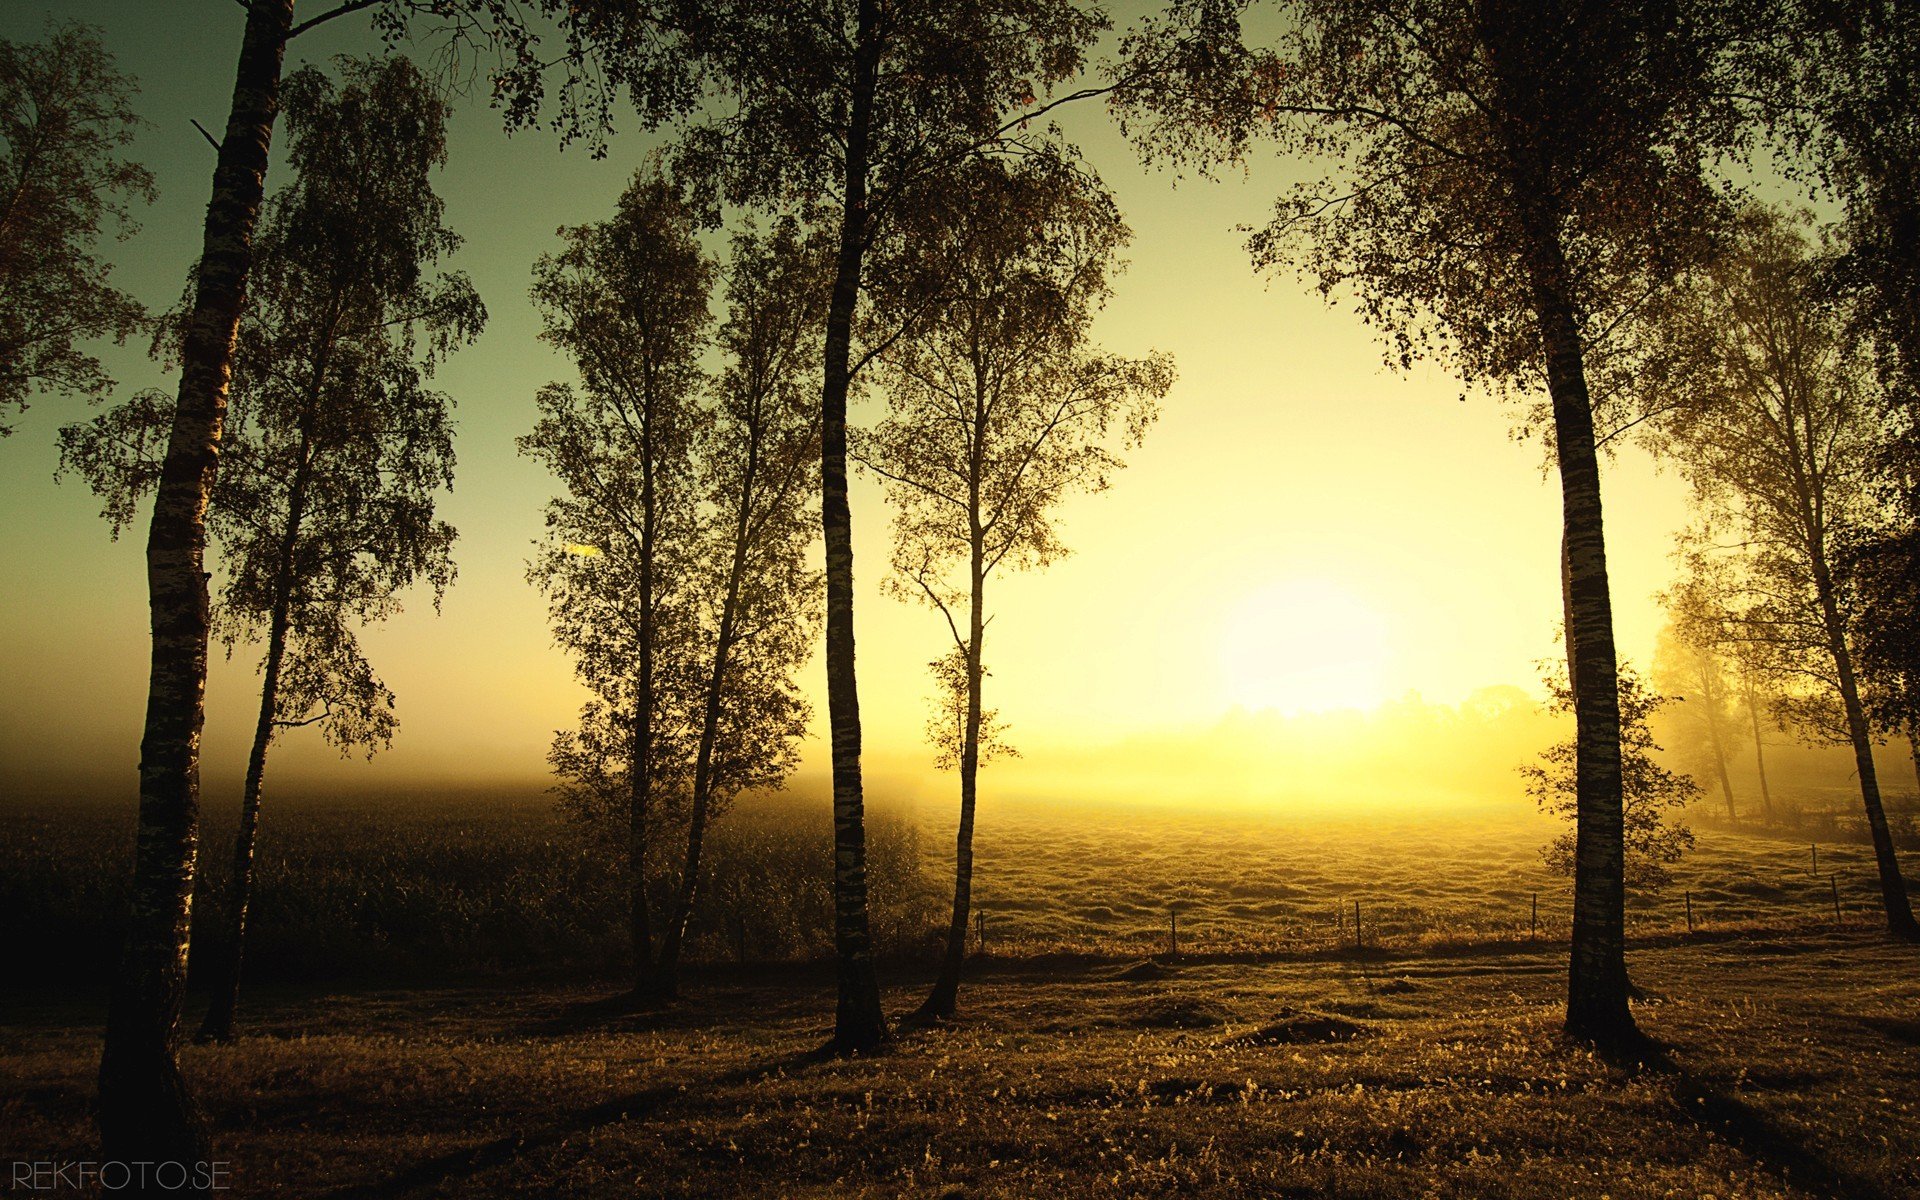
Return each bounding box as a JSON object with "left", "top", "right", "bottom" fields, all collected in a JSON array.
[
  {"left": 1810, "top": 551, "right": 1919, "bottom": 937},
  {"left": 656, "top": 423, "right": 763, "bottom": 996},
  {"left": 1746, "top": 682, "right": 1774, "bottom": 821},
  {"left": 629, "top": 691, "right": 654, "bottom": 994},
  {"left": 196, "top": 440, "right": 312, "bottom": 1045},
  {"left": 98, "top": 0, "right": 291, "bottom": 1178},
  {"left": 821, "top": 0, "right": 888, "bottom": 1054},
  {"left": 1908, "top": 724, "right": 1919, "bottom": 796},
  {"left": 1699, "top": 665, "right": 1736, "bottom": 823},
  {"left": 194, "top": 609, "right": 287, "bottom": 1046},
  {"left": 1530, "top": 234, "right": 1636, "bottom": 1045},
  {"left": 920, "top": 536, "right": 986, "bottom": 1021},
  {"left": 628, "top": 376, "right": 663, "bottom": 997}
]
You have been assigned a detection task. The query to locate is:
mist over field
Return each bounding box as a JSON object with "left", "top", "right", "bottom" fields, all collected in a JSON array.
[{"left": 8, "top": 0, "right": 1920, "bottom": 1196}]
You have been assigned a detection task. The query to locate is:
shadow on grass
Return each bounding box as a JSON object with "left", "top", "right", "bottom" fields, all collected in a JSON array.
[
  {"left": 318, "top": 1048, "right": 826, "bottom": 1200},
  {"left": 1653, "top": 1050, "right": 1902, "bottom": 1200},
  {"left": 1560, "top": 1027, "right": 1901, "bottom": 1200},
  {"left": 511, "top": 988, "right": 690, "bottom": 1038}
]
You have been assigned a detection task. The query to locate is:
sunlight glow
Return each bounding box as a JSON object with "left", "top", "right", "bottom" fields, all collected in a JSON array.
[{"left": 1219, "top": 578, "right": 1393, "bottom": 716}]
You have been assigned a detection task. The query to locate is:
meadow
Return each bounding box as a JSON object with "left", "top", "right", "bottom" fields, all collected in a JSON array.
[
  {"left": 6, "top": 791, "right": 1919, "bottom": 1198},
  {"left": 2, "top": 789, "right": 1907, "bottom": 985}
]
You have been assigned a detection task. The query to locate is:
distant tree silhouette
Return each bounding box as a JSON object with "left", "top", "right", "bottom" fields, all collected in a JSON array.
[
  {"left": 523, "top": 170, "right": 714, "bottom": 1001},
  {"left": 654, "top": 221, "right": 825, "bottom": 997},
  {"left": 64, "top": 56, "right": 478, "bottom": 1046},
  {"left": 1525, "top": 664, "right": 1697, "bottom": 892},
  {"left": 1758, "top": 7, "right": 1920, "bottom": 803},
  {"left": 1642, "top": 208, "right": 1919, "bottom": 938},
  {"left": 1115, "top": 0, "right": 1747, "bottom": 1045},
  {"left": 857, "top": 151, "right": 1168, "bottom": 1020},
  {"left": 1845, "top": 533, "right": 1920, "bottom": 794},
  {"left": 560, "top": 0, "right": 1115, "bottom": 1052},
  {"left": 1655, "top": 581, "right": 1744, "bottom": 823},
  {"left": 1763, "top": 2, "right": 1920, "bottom": 429},
  {"left": 0, "top": 19, "right": 152, "bottom": 435},
  {"left": 527, "top": 192, "right": 822, "bottom": 1003},
  {"left": 96, "top": 1, "right": 588, "bottom": 1171}
]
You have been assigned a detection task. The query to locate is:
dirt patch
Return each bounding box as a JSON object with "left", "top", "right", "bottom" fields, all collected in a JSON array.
[
  {"left": 1103, "top": 960, "right": 1174, "bottom": 983},
  {"left": 1127, "top": 994, "right": 1234, "bottom": 1029},
  {"left": 1224, "top": 1008, "right": 1368, "bottom": 1046}
]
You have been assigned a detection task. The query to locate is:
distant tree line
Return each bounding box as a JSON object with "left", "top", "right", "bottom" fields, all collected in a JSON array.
[{"left": 6, "top": 0, "right": 1920, "bottom": 1183}]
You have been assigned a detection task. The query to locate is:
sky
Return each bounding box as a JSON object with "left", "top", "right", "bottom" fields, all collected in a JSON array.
[{"left": 0, "top": 2, "right": 1762, "bottom": 812}]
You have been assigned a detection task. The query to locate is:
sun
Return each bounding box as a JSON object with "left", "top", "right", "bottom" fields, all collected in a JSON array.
[{"left": 1218, "top": 578, "right": 1394, "bottom": 715}]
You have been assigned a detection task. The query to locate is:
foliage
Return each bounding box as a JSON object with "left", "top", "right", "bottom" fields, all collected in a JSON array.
[
  {"left": 1757, "top": 3, "right": 1920, "bottom": 421},
  {"left": 691, "top": 217, "right": 827, "bottom": 809},
  {"left": 1842, "top": 529, "right": 1920, "bottom": 742},
  {"left": 1113, "top": 0, "right": 1743, "bottom": 410},
  {"left": 0, "top": 18, "right": 153, "bottom": 434},
  {"left": 1523, "top": 665, "right": 1697, "bottom": 891},
  {"left": 60, "top": 55, "right": 477, "bottom": 754},
  {"left": 859, "top": 149, "right": 1169, "bottom": 768},
  {"left": 923, "top": 647, "right": 1016, "bottom": 773},
  {"left": 521, "top": 176, "right": 821, "bottom": 908},
  {"left": 1637, "top": 209, "right": 1888, "bottom": 747},
  {"left": 522, "top": 168, "right": 714, "bottom": 839}
]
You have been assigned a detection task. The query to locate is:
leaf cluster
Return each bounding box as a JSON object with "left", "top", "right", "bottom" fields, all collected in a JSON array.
[
  {"left": 59, "top": 55, "right": 478, "bottom": 756},
  {"left": 0, "top": 19, "right": 153, "bottom": 433},
  {"left": 523, "top": 174, "right": 825, "bottom": 838},
  {"left": 1522, "top": 662, "right": 1698, "bottom": 890}
]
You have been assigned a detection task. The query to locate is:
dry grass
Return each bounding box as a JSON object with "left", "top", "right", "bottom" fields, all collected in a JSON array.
[
  {"left": 6, "top": 796, "right": 1918, "bottom": 1196},
  {"left": 4, "top": 935, "right": 1917, "bottom": 1198}
]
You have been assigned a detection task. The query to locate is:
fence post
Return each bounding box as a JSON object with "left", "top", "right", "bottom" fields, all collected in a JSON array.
[
  {"left": 1685, "top": 890, "right": 1695, "bottom": 935},
  {"left": 1531, "top": 892, "right": 1538, "bottom": 942},
  {"left": 1353, "top": 898, "right": 1363, "bottom": 951},
  {"left": 1811, "top": 843, "right": 1819, "bottom": 875},
  {"left": 1830, "top": 874, "right": 1842, "bottom": 927},
  {"left": 1168, "top": 906, "right": 1179, "bottom": 958}
]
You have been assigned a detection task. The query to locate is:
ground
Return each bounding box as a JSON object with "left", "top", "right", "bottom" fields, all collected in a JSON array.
[{"left": 5, "top": 932, "right": 1917, "bottom": 1198}]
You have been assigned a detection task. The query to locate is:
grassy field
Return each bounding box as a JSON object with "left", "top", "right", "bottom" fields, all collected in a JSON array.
[
  {"left": 4, "top": 934, "right": 1917, "bottom": 1198},
  {"left": 5, "top": 795, "right": 1918, "bottom": 1197},
  {"left": 2, "top": 792, "right": 1906, "bottom": 984}
]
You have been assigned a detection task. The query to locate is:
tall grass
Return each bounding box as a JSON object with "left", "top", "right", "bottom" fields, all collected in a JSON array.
[
  {"left": 5, "top": 790, "right": 1910, "bottom": 990},
  {"left": 0, "top": 793, "right": 944, "bottom": 987}
]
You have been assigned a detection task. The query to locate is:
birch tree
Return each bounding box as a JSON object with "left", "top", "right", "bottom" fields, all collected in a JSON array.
[
  {"left": 1525, "top": 664, "right": 1698, "bottom": 891},
  {"left": 93, "top": 1, "right": 616, "bottom": 1167},
  {"left": 66, "top": 57, "right": 477, "bottom": 1046},
  {"left": 0, "top": 19, "right": 152, "bottom": 434},
  {"left": 522, "top": 170, "right": 713, "bottom": 1000},
  {"left": 653, "top": 221, "right": 825, "bottom": 997},
  {"left": 858, "top": 151, "right": 1168, "bottom": 1020},
  {"left": 1655, "top": 582, "right": 1744, "bottom": 823},
  {"left": 560, "top": 0, "right": 1113, "bottom": 1051},
  {"left": 1114, "top": 0, "right": 1746, "bottom": 1046},
  {"left": 1645, "top": 208, "right": 1919, "bottom": 938}
]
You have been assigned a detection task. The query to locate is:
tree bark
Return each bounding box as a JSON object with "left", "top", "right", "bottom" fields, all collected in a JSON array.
[
  {"left": 1809, "top": 547, "right": 1919, "bottom": 937},
  {"left": 196, "top": 438, "right": 312, "bottom": 1044},
  {"left": 1529, "top": 231, "right": 1636, "bottom": 1045},
  {"left": 1699, "top": 662, "right": 1736, "bottom": 823},
  {"left": 629, "top": 690, "right": 654, "bottom": 992},
  {"left": 920, "top": 529, "right": 986, "bottom": 1021},
  {"left": 1746, "top": 681, "right": 1774, "bottom": 821},
  {"left": 821, "top": 0, "right": 888, "bottom": 1053},
  {"left": 628, "top": 369, "right": 663, "bottom": 998},
  {"left": 98, "top": 0, "right": 292, "bottom": 1179},
  {"left": 656, "top": 412, "right": 763, "bottom": 996}
]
